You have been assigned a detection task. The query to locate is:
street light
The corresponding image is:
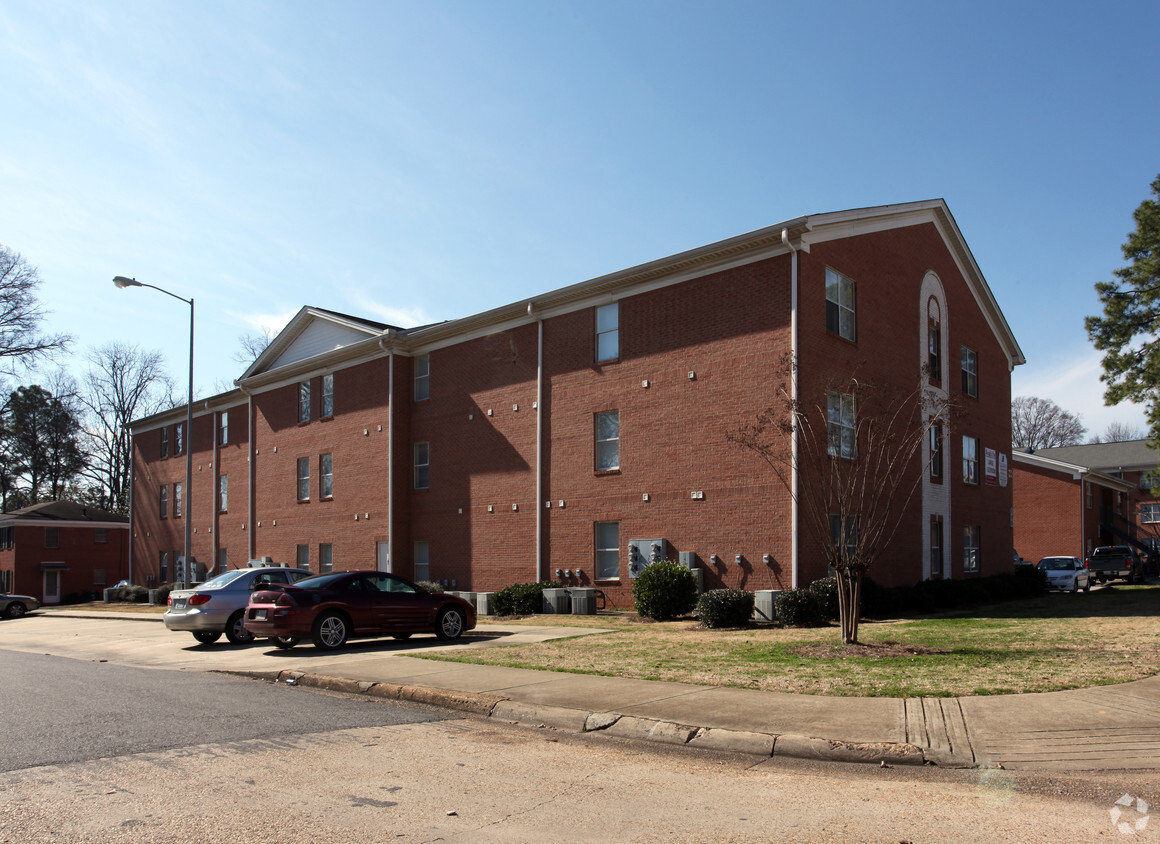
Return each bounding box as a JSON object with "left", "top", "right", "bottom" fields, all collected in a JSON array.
[{"left": 113, "top": 276, "right": 195, "bottom": 586}]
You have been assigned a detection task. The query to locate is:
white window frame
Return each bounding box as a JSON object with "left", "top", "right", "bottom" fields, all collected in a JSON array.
[
  {"left": 414, "top": 540, "right": 430, "bottom": 582},
  {"left": 825, "top": 268, "right": 856, "bottom": 341},
  {"left": 320, "top": 453, "right": 333, "bottom": 498},
  {"left": 963, "top": 436, "right": 979, "bottom": 485},
  {"left": 596, "top": 303, "right": 619, "bottom": 362},
  {"left": 1142, "top": 502, "right": 1160, "bottom": 524},
  {"left": 827, "top": 392, "right": 856, "bottom": 459},
  {"left": 414, "top": 355, "right": 430, "bottom": 401},
  {"left": 963, "top": 525, "right": 981, "bottom": 573},
  {"left": 321, "top": 374, "right": 334, "bottom": 418},
  {"left": 961, "top": 346, "right": 978, "bottom": 397},
  {"left": 296, "top": 544, "right": 310, "bottom": 570},
  {"left": 297, "top": 457, "right": 310, "bottom": 501},
  {"left": 219, "top": 474, "right": 228, "bottom": 512},
  {"left": 595, "top": 521, "right": 620, "bottom": 580},
  {"left": 219, "top": 411, "right": 229, "bottom": 445},
  {"left": 298, "top": 380, "right": 311, "bottom": 423},
  {"left": 174, "top": 482, "right": 183, "bottom": 517},
  {"left": 595, "top": 410, "right": 620, "bottom": 471},
  {"left": 160, "top": 486, "right": 168, "bottom": 519},
  {"left": 414, "top": 442, "right": 430, "bottom": 490},
  {"left": 319, "top": 543, "right": 332, "bottom": 573},
  {"left": 175, "top": 423, "right": 184, "bottom": 456}
]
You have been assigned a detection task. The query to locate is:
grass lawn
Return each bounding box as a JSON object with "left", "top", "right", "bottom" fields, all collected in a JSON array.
[{"left": 427, "top": 583, "right": 1160, "bottom": 697}]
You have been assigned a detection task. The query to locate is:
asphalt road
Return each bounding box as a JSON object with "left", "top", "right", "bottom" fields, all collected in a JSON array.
[{"left": 0, "top": 649, "right": 451, "bottom": 772}]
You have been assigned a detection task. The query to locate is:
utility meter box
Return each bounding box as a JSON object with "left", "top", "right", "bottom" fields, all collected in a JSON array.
[{"left": 628, "top": 538, "right": 669, "bottom": 579}]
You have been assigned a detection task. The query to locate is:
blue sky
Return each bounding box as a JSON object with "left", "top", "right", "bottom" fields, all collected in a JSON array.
[{"left": 2, "top": 0, "right": 1157, "bottom": 437}]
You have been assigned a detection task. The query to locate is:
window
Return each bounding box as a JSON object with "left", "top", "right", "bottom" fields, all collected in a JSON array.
[
  {"left": 595, "top": 521, "right": 620, "bottom": 580},
  {"left": 296, "top": 544, "right": 310, "bottom": 570},
  {"left": 414, "top": 442, "right": 430, "bottom": 490},
  {"left": 174, "top": 482, "right": 183, "bottom": 517},
  {"left": 161, "top": 427, "right": 169, "bottom": 458},
  {"left": 298, "top": 380, "right": 311, "bottom": 423},
  {"left": 1086, "top": 482, "right": 1093, "bottom": 510},
  {"left": 827, "top": 392, "right": 856, "bottom": 459},
  {"left": 930, "top": 515, "right": 944, "bottom": 578},
  {"left": 963, "top": 525, "right": 981, "bottom": 573},
  {"left": 927, "top": 300, "right": 942, "bottom": 382},
  {"left": 963, "top": 436, "right": 979, "bottom": 485},
  {"left": 0, "top": 526, "right": 13, "bottom": 549},
  {"left": 219, "top": 475, "right": 228, "bottom": 512},
  {"left": 828, "top": 514, "right": 859, "bottom": 563},
  {"left": 319, "top": 543, "right": 332, "bottom": 573},
  {"left": 45, "top": 527, "right": 59, "bottom": 549},
  {"left": 321, "top": 374, "right": 334, "bottom": 417},
  {"left": 160, "top": 486, "right": 169, "bottom": 519},
  {"left": 930, "top": 423, "right": 943, "bottom": 480},
  {"left": 414, "top": 540, "right": 430, "bottom": 582},
  {"left": 1143, "top": 503, "right": 1160, "bottom": 524},
  {"left": 297, "top": 457, "right": 310, "bottom": 501},
  {"left": 320, "top": 453, "right": 333, "bottom": 498},
  {"left": 596, "top": 302, "right": 619, "bottom": 362},
  {"left": 94, "top": 569, "right": 106, "bottom": 585},
  {"left": 0, "top": 570, "right": 10, "bottom": 593},
  {"left": 218, "top": 547, "right": 228, "bottom": 574},
  {"left": 414, "top": 355, "right": 430, "bottom": 401},
  {"left": 219, "top": 412, "right": 229, "bottom": 445},
  {"left": 595, "top": 410, "right": 620, "bottom": 471},
  {"left": 160, "top": 551, "right": 169, "bottom": 583},
  {"left": 961, "top": 347, "right": 978, "bottom": 397},
  {"left": 825, "top": 268, "right": 856, "bottom": 341},
  {"left": 94, "top": 528, "right": 108, "bottom": 544},
  {"left": 175, "top": 423, "right": 184, "bottom": 456},
  {"left": 1140, "top": 472, "right": 1159, "bottom": 491}
]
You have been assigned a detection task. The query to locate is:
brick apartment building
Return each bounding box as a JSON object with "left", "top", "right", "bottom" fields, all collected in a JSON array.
[
  {"left": 128, "top": 199, "right": 1023, "bottom": 608},
  {"left": 1013, "top": 440, "right": 1160, "bottom": 564},
  {"left": 0, "top": 501, "right": 129, "bottom": 604}
]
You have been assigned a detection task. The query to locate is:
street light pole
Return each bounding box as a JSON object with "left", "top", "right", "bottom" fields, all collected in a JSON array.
[{"left": 114, "top": 276, "right": 194, "bottom": 585}]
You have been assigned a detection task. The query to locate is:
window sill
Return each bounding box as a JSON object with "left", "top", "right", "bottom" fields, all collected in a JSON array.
[
  {"left": 297, "top": 499, "right": 310, "bottom": 504},
  {"left": 595, "top": 469, "right": 621, "bottom": 477}
]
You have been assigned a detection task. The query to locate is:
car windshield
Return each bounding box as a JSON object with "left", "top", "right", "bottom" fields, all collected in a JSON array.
[
  {"left": 197, "top": 570, "right": 251, "bottom": 589},
  {"left": 1037, "top": 559, "right": 1073, "bottom": 571}
]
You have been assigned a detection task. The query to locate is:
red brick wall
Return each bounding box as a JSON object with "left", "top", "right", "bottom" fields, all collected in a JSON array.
[
  {"left": 1012, "top": 462, "right": 1086, "bottom": 561},
  {"left": 8, "top": 524, "right": 128, "bottom": 602}
]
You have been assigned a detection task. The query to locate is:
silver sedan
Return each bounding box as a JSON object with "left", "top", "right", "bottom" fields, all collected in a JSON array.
[
  {"left": 164, "top": 567, "right": 313, "bottom": 644},
  {"left": 1, "top": 592, "right": 40, "bottom": 619},
  {"left": 1036, "top": 556, "right": 1091, "bottom": 593}
]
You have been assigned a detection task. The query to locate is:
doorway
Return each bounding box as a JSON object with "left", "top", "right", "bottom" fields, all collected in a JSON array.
[{"left": 377, "top": 541, "right": 391, "bottom": 573}]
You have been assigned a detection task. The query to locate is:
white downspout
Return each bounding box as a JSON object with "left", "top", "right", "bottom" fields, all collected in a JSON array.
[
  {"left": 387, "top": 345, "right": 395, "bottom": 574},
  {"left": 530, "top": 302, "right": 543, "bottom": 582},
  {"left": 782, "top": 228, "right": 800, "bottom": 590}
]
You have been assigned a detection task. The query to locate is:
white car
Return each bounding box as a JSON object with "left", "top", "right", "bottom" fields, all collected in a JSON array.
[
  {"left": 1036, "top": 556, "right": 1090, "bottom": 593},
  {"left": 165, "top": 567, "right": 313, "bottom": 644}
]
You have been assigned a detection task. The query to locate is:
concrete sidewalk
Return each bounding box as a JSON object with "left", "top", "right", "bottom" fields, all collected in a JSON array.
[{"left": 39, "top": 609, "right": 1160, "bottom": 770}]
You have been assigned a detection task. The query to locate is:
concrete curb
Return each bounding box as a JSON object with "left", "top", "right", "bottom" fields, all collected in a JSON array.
[{"left": 239, "top": 669, "right": 938, "bottom": 767}]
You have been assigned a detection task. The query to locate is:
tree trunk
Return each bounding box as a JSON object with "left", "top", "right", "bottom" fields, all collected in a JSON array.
[{"left": 837, "top": 569, "right": 862, "bottom": 644}]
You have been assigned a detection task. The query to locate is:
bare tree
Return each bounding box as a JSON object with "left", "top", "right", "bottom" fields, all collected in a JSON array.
[
  {"left": 730, "top": 358, "right": 953, "bottom": 644},
  {"left": 1091, "top": 421, "right": 1148, "bottom": 443},
  {"left": 0, "top": 245, "right": 71, "bottom": 370},
  {"left": 1011, "top": 396, "right": 1086, "bottom": 450},
  {"left": 231, "top": 328, "right": 275, "bottom": 367},
  {"left": 76, "top": 343, "right": 177, "bottom": 513}
]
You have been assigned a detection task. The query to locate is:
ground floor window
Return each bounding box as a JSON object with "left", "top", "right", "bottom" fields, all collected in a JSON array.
[
  {"left": 296, "top": 544, "right": 310, "bottom": 570},
  {"left": 414, "top": 540, "right": 430, "bottom": 582},
  {"left": 319, "top": 543, "right": 333, "bottom": 573},
  {"left": 930, "top": 515, "right": 943, "bottom": 578},
  {"left": 595, "top": 521, "right": 619, "bottom": 580},
  {"left": 963, "top": 525, "right": 980, "bottom": 573},
  {"left": 1, "top": 570, "right": 12, "bottom": 592},
  {"left": 160, "top": 551, "right": 169, "bottom": 583}
]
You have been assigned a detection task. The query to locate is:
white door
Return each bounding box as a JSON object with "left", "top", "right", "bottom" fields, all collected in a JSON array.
[
  {"left": 377, "top": 541, "right": 391, "bottom": 573},
  {"left": 42, "top": 569, "right": 61, "bottom": 605}
]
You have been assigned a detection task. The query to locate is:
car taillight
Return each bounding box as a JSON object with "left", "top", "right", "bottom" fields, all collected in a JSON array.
[
  {"left": 188, "top": 594, "right": 211, "bottom": 606},
  {"left": 275, "top": 593, "right": 295, "bottom": 607},
  {"left": 1084, "top": 559, "right": 1090, "bottom": 568},
  {"left": 167, "top": 595, "right": 173, "bottom": 606}
]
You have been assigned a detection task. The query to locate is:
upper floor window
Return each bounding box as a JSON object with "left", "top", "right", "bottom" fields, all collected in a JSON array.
[
  {"left": 825, "top": 268, "right": 856, "bottom": 341},
  {"left": 827, "top": 392, "right": 856, "bottom": 459},
  {"left": 297, "top": 457, "right": 310, "bottom": 501},
  {"left": 160, "top": 486, "right": 169, "bottom": 519},
  {"left": 961, "top": 346, "right": 978, "bottom": 397},
  {"left": 45, "top": 527, "right": 59, "bottom": 549},
  {"left": 596, "top": 303, "right": 619, "bottom": 362},
  {"left": 95, "top": 528, "right": 108, "bottom": 544},
  {"left": 298, "top": 381, "right": 311, "bottom": 423},
  {"left": 927, "top": 305, "right": 942, "bottom": 383},
  {"left": 414, "top": 355, "right": 430, "bottom": 401},
  {"left": 963, "top": 436, "right": 979, "bottom": 485},
  {"left": 1142, "top": 502, "right": 1160, "bottom": 524},
  {"left": 219, "top": 475, "right": 228, "bottom": 512},
  {"left": 161, "top": 427, "right": 169, "bottom": 458},
  {"left": 414, "top": 442, "right": 430, "bottom": 490},
  {"left": 174, "top": 482, "right": 183, "bottom": 517},
  {"left": 321, "top": 374, "right": 334, "bottom": 418},
  {"left": 320, "top": 453, "right": 333, "bottom": 498},
  {"left": 219, "top": 411, "right": 229, "bottom": 445},
  {"left": 930, "top": 423, "right": 943, "bottom": 480},
  {"left": 595, "top": 410, "right": 620, "bottom": 471},
  {"left": 1086, "top": 482, "right": 1093, "bottom": 509},
  {"left": 175, "top": 423, "right": 184, "bottom": 456}
]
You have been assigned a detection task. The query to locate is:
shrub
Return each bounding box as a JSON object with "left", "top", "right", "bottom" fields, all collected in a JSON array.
[
  {"left": 415, "top": 580, "right": 444, "bottom": 594},
  {"left": 696, "top": 588, "right": 754, "bottom": 628},
  {"left": 492, "top": 580, "right": 563, "bottom": 616},
  {"left": 807, "top": 577, "right": 840, "bottom": 621},
  {"left": 775, "top": 588, "right": 827, "bottom": 627},
  {"left": 633, "top": 560, "right": 699, "bottom": 621},
  {"left": 113, "top": 584, "right": 149, "bottom": 603},
  {"left": 153, "top": 583, "right": 173, "bottom": 605}
]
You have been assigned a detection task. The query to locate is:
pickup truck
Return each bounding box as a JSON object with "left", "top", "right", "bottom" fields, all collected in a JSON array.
[{"left": 1084, "top": 546, "right": 1145, "bottom": 584}]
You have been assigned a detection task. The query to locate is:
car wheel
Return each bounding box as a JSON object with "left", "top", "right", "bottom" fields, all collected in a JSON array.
[
  {"left": 1083, "top": 579, "right": 1091, "bottom": 592},
  {"left": 1070, "top": 578, "right": 1078, "bottom": 593},
  {"left": 225, "top": 611, "right": 254, "bottom": 645},
  {"left": 435, "top": 606, "right": 465, "bottom": 640},
  {"left": 392, "top": 633, "right": 413, "bottom": 640},
  {"left": 4, "top": 602, "right": 27, "bottom": 619},
  {"left": 311, "top": 612, "right": 349, "bottom": 650},
  {"left": 272, "top": 636, "right": 299, "bottom": 650},
  {"left": 193, "top": 631, "right": 222, "bottom": 644}
]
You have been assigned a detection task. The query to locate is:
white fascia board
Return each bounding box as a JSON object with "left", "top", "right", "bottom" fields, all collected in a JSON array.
[
  {"left": 129, "top": 390, "right": 248, "bottom": 435},
  {"left": 1012, "top": 450, "right": 1135, "bottom": 490},
  {"left": 805, "top": 200, "right": 1025, "bottom": 370},
  {"left": 240, "top": 307, "right": 383, "bottom": 381},
  {"left": 236, "top": 334, "right": 389, "bottom": 396},
  {"left": 3, "top": 519, "right": 130, "bottom": 529}
]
